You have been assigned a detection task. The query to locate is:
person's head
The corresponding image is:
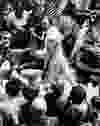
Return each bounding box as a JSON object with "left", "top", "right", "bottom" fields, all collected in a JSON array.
[
  {"left": 46, "top": 26, "right": 63, "bottom": 54},
  {"left": 70, "top": 85, "right": 86, "bottom": 105},
  {"left": 5, "top": 79, "right": 23, "bottom": 97},
  {"left": 41, "top": 16, "right": 50, "bottom": 31},
  {"left": 72, "top": 0, "right": 82, "bottom": 9},
  {"left": 14, "top": 0, "right": 24, "bottom": 18}
]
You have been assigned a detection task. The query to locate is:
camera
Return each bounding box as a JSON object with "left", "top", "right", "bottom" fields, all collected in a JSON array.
[{"left": 91, "top": 96, "right": 100, "bottom": 110}]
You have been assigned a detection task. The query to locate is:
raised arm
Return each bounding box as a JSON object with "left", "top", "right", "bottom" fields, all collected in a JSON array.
[{"left": 70, "top": 19, "right": 89, "bottom": 59}]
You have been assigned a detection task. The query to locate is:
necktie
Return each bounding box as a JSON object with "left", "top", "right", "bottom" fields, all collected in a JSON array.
[
  {"left": 41, "top": 32, "right": 46, "bottom": 44},
  {"left": 42, "top": 54, "right": 52, "bottom": 80}
]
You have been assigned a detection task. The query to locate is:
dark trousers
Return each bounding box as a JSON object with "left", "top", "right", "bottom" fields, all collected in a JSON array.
[{"left": 10, "top": 30, "right": 31, "bottom": 49}]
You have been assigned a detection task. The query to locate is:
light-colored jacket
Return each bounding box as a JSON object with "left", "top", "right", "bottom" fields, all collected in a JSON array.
[{"left": 47, "top": 43, "right": 76, "bottom": 84}]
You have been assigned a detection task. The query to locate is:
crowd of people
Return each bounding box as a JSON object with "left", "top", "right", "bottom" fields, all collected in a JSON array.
[{"left": 0, "top": 0, "right": 100, "bottom": 126}]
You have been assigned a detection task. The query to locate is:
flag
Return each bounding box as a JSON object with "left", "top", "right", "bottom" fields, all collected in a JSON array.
[{"left": 45, "top": 0, "right": 63, "bottom": 17}]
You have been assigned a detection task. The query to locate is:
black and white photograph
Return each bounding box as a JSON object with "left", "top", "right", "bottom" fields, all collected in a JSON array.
[{"left": 0, "top": 0, "right": 100, "bottom": 126}]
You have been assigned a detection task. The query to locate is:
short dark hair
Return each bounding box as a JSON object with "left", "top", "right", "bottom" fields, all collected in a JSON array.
[
  {"left": 70, "top": 85, "right": 86, "bottom": 104},
  {"left": 22, "top": 87, "right": 38, "bottom": 102},
  {"left": 6, "top": 79, "right": 22, "bottom": 97}
]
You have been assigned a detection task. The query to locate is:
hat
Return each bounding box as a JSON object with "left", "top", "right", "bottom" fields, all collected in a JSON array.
[{"left": 46, "top": 26, "right": 64, "bottom": 43}]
